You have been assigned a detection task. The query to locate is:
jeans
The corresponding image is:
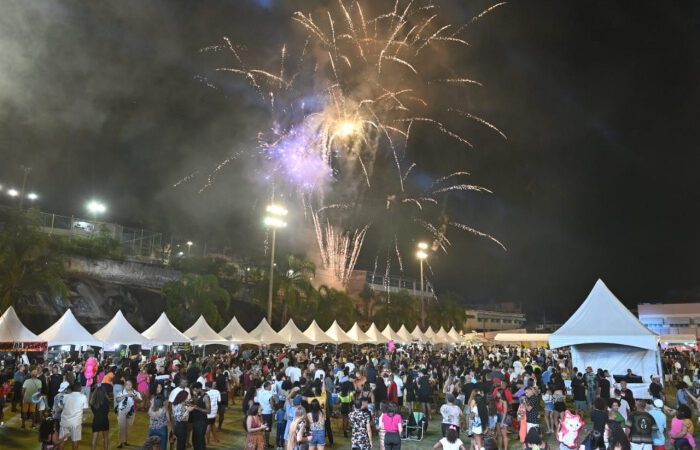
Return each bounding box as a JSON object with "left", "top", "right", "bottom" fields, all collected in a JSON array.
[
  {"left": 174, "top": 421, "right": 188, "bottom": 450},
  {"left": 149, "top": 426, "right": 168, "bottom": 450}
]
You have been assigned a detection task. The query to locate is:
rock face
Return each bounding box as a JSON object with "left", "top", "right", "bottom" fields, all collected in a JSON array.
[{"left": 16, "top": 257, "right": 181, "bottom": 334}]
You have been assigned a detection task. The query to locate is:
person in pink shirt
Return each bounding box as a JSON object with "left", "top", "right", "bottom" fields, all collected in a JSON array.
[
  {"left": 137, "top": 367, "right": 151, "bottom": 412},
  {"left": 381, "top": 402, "right": 403, "bottom": 450}
]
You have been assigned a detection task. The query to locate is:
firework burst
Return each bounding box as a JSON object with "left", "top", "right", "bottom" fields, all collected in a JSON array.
[{"left": 200, "top": 0, "right": 507, "bottom": 286}]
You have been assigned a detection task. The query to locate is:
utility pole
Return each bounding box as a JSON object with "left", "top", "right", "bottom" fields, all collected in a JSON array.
[{"left": 18, "top": 165, "right": 31, "bottom": 210}]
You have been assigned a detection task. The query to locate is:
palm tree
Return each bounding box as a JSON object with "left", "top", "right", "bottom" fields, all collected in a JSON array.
[
  {"left": 314, "top": 285, "right": 357, "bottom": 330},
  {"left": 162, "top": 273, "right": 230, "bottom": 330},
  {"left": 372, "top": 290, "right": 420, "bottom": 330},
  {"left": 277, "top": 255, "right": 316, "bottom": 327}
]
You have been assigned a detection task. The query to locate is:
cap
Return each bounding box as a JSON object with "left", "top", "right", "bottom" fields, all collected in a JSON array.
[
  {"left": 653, "top": 399, "right": 664, "bottom": 408},
  {"left": 58, "top": 381, "right": 70, "bottom": 393},
  {"left": 293, "top": 395, "right": 302, "bottom": 406}
]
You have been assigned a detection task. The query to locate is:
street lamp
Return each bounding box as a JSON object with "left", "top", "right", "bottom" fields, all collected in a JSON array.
[
  {"left": 264, "top": 203, "right": 288, "bottom": 323},
  {"left": 86, "top": 200, "right": 107, "bottom": 221},
  {"left": 27, "top": 192, "right": 38, "bottom": 201},
  {"left": 7, "top": 188, "right": 19, "bottom": 198},
  {"left": 416, "top": 242, "right": 429, "bottom": 328},
  {"left": 186, "top": 241, "right": 193, "bottom": 256}
]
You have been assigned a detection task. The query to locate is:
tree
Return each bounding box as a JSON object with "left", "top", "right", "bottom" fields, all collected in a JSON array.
[
  {"left": 425, "top": 293, "right": 465, "bottom": 332},
  {"left": 372, "top": 290, "right": 421, "bottom": 330},
  {"left": 313, "top": 285, "right": 357, "bottom": 330},
  {"left": 0, "top": 209, "right": 67, "bottom": 310},
  {"left": 162, "top": 273, "right": 230, "bottom": 330},
  {"left": 276, "top": 255, "right": 316, "bottom": 327}
]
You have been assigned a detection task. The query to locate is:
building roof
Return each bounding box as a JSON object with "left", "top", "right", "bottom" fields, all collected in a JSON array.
[{"left": 638, "top": 303, "right": 700, "bottom": 317}]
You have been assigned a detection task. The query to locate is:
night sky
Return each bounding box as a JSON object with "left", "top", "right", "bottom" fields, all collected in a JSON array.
[{"left": 1, "top": 0, "right": 698, "bottom": 319}]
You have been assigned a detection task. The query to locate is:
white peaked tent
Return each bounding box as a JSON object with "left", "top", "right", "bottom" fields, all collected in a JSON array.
[
  {"left": 397, "top": 325, "right": 414, "bottom": 343},
  {"left": 411, "top": 325, "right": 427, "bottom": 342},
  {"left": 381, "top": 324, "right": 404, "bottom": 343},
  {"left": 278, "top": 319, "right": 316, "bottom": 345},
  {"left": 435, "top": 326, "right": 451, "bottom": 344},
  {"left": 365, "top": 323, "right": 389, "bottom": 344},
  {"left": 142, "top": 313, "right": 191, "bottom": 346},
  {"left": 184, "top": 316, "right": 228, "bottom": 345},
  {"left": 424, "top": 326, "right": 437, "bottom": 343},
  {"left": 448, "top": 327, "right": 462, "bottom": 343},
  {"left": 549, "top": 279, "right": 661, "bottom": 389},
  {"left": 93, "top": 310, "right": 151, "bottom": 348},
  {"left": 0, "top": 306, "right": 40, "bottom": 342},
  {"left": 325, "top": 321, "right": 355, "bottom": 344},
  {"left": 249, "top": 318, "right": 286, "bottom": 345},
  {"left": 347, "top": 323, "right": 372, "bottom": 344},
  {"left": 219, "top": 317, "right": 260, "bottom": 345},
  {"left": 39, "top": 309, "right": 103, "bottom": 347},
  {"left": 303, "top": 321, "right": 334, "bottom": 344}
]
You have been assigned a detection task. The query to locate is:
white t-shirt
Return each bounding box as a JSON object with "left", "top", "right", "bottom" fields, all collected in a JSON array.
[
  {"left": 168, "top": 387, "right": 191, "bottom": 403},
  {"left": 60, "top": 392, "right": 88, "bottom": 427},
  {"left": 257, "top": 388, "right": 275, "bottom": 415},
  {"left": 285, "top": 366, "right": 301, "bottom": 383},
  {"left": 439, "top": 437, "right": 464, "bottom": 450},
  {"left": 394, "top": 377, "right": 404, "bottom": 397},
  {"left": 314, "top": 369, "right": 325, "bottom": 380},
  {"left": 207, "top": 389, "right": 221, "bottom": 419}
]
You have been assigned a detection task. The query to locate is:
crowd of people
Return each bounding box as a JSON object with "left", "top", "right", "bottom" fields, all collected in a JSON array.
[{"left": 0, "top": 344, "right": 698, "bottom": 450}]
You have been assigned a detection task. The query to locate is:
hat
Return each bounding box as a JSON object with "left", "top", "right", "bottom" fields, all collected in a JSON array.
[
  {"left": 58, "top": 381, "right": 70, "bottom": 393},
  {"left": 446, "top": 394, "right": 455, "bottom": 403},
  {"left": 293, "top": 395, "right": 302, "bottom": 406},
  {"left": 653, "top": 399, "right": 664, "bottom": 408}
]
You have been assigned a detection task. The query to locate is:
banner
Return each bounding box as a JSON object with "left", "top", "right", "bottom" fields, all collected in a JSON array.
[
  {"left": 171, "top": 343, "right": 191, "bottom": 353},
  {"left": 0, "top": 342, "right": 49, "bottom": 353}
]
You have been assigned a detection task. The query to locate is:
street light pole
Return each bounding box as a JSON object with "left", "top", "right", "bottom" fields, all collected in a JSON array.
[
  {"left": 416, "top": 242, "right": 429, "bottom": 329},
  {"left": 264, "top": 204, "right": 287, "bottom": 324},
  {"left": 18, "top": 166, "right": 31, "bottom": 210},
  {"left": 267, "top": 228, "right": 276, "bottom": 323}
]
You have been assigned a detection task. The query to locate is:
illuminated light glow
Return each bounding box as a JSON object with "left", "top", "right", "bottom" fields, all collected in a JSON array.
[
  {"left": 264, "top": 216, "right": 287, "bottom": 228},
  {"left": 177, "top": 251, "right": 184, "bottom": 256},
  {"left": 416, "top": 250, "right": 428, "bottom": 260},
  {"left": 265, "top": 204, "right": 288, "bottom": 216},
  {"left": 187, "top": 241, "right": 193, "bottom": 246},
  {"left": 87, "top": 200, "right": 107, "bottom": 214},
  {"left": 27, "top": 192, "right": 38, "bottom": 200},
  {"left": 8, "top": 188, "right": 19, "bottom": 197},
  {"left": 336, "top": 120, "right": 358, "bottom": 137},
  {"left": 417, "top": 242, "right": 429, "bottom": 250}
]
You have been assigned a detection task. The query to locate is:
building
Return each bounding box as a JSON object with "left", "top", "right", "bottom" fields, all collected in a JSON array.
[
  {"left": 638, "top": 303, "right": 700, "bottom": 338},
  {"left": 464, "top": 305, "right": 526, "bottom": 332}
]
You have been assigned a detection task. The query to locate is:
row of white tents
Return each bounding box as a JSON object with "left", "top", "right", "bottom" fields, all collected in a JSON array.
[{"left": 0, "top": 306, "right": 466, "bottom": 349}]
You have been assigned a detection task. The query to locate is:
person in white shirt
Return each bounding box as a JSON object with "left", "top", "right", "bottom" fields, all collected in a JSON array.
[
  {"left": 435, "top": 425, "right": 466, "bottom": 450},
  {"left": 256, "top": 381, "right": 276, "bottom": 448},
  {"left": 394, "top": 374, "right": 405, "bottom": 406},
  {"left": 206, "top": 381, "right": 221, "bottom": 443},
  {"left": 168, "top": 378, "right": 190, "bottom": 404},
  {"left": 285, "top": 365, "right": 301, "bottom": 384},
  {"left": 60, "top": 382, "right": 89, "bottom": 450}
]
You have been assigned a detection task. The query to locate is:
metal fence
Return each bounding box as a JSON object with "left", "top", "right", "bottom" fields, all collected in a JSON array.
[{"left": 35, "top": 210, "right": 165, "bottom": 261}]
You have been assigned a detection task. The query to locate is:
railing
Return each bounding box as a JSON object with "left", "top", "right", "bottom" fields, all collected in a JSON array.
[{"left": 365, "top": 272, "right": 435, "bottom": 299}]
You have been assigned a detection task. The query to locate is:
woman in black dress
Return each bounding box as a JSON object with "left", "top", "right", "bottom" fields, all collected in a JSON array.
[
  {"left": 189, "top": 382, "right": 211, "bottom": 450},
  {"left": 90, "top": 387, "right": 110, "bottom": 450},
  {"left": 404, "top": 371, "right": 416, "bottom": 415}
]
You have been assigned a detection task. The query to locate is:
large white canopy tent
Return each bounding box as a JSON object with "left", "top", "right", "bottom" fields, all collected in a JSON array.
[
  {"left": 303, "top": 321, "right": 334, "bottom": 344},
  {"left": 396, "top": 325, "right": 414, "bottom": 343},
  {"left": 325, "top": 321, "right": 355, "bottom": 344},
  {"left": 411, "top": 325, "right": 427, "bottom": 342},
  {"left": 184, "top": 316, "right": 229, "bottom": 345},
  {"left": 346, "top": 323, "right": 372, "bottom": 344},
  {"left": 424, "top": 326, "right": 438, "bottom": 344},
  {"left": 278, "top": 319, "right": 316, "bottom": 345},
  {"left": 381, "top": 324, "right": 405, "bottom": 343},
  {"left": 436, "top": 326, "right": 451, "bottom": 344},
  {"left": 39, "top": 309, "right": 103, "bottom": 347},
  {"left": 549, "top": 279, "right": 661, "bottom": 398},
  {"left": 448, "top": 327, "right": 463, "bottom": 343},
  {"left": 364, "top": 323, "right": 389, "bottom": 344},
  {"left": 142, "top": 313, "right": 191, "bottom": 346},
  {"left": 0, "top": 306, "right": 40, "bottom": 342},
  {"left": 219, "top": 317, "right": 260, "bottom": 345},
  {"left": 93, "top": 310, "right": 151, "bottom": 349},
  {"left": 249, "top": 318, "right": 287, "bottom": 345}
]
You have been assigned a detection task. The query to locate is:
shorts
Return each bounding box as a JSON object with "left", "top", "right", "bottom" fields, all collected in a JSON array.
[
  {"left": 653, "top": 446, "right": 666, "bottom": 450},
  {"left": 631, "top": 444, "right": 652, "bottom": 450},
  {"left": 489, "top": 416, "right": 497, "bottom": 429},
  {"left": 397, "top": 396, "right": 403, "bottom": 406},
  {"left": 60, "top": 424, "right": 82, "bottom": 441},
  {"left": 544, "top": 402, "right": 554, "bottom": 412},
  {"left": 22, "top": 401, "right": 37, "bottom": 413},
  {"left": 309, "top": 430, "right": 326, "bottom": 446},
  {"left": 207, "top": 417, "right": 215, "bottom": 425},
  {"left": 262, "top": 414, "right": 273, "bottom": 429}
]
